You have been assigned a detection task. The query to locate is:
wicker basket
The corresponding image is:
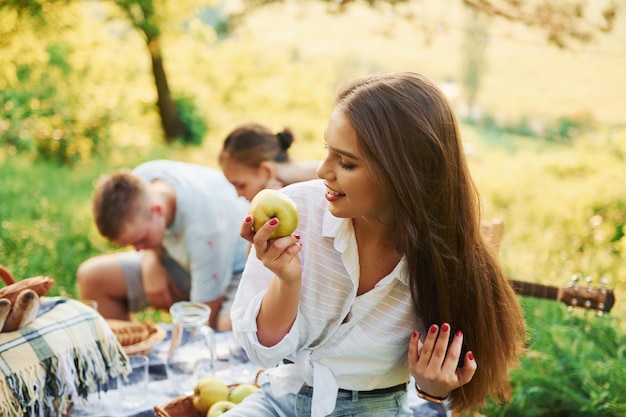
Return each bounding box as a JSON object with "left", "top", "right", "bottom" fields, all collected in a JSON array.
[
  {"left": 154, "top": 394, "right": 204, "bottom": 417},
  {"left": 106, "top": 319, "right": 167, "bottom": 356},
  {"left": 154, "top": 370, "right": 264, "bottom": 417}
]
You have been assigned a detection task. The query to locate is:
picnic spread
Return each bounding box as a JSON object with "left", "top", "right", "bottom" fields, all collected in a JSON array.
[
  {"left": 0, "top": 267, "right": 447, "bottom": 417},
  {"left": 0, "top": 296, "right": 130, "bottom": 417}
]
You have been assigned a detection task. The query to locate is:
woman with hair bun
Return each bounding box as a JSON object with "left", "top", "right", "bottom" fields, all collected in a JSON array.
[{"left": 219, "top": 123, "right": 320, "bottom": 201}]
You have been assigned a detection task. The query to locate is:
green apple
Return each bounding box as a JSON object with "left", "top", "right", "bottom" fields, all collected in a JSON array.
[
  {"left": 228, "top": 383, "right": 259, "bottom": 404},
  {"left": 248, "top": 189, "right": 299, "bottom": 239},
  {"left": 191, "top": 376, "right": 229, "bottom": 414},
  {"left": 206, "top": 400, "right": 237, "bottom": 417}
]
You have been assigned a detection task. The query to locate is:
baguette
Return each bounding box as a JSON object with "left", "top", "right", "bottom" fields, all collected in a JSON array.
[
  {"left": 2, "top": 289, "right": 40, "bottom": 332},
  {"left": 0, "top": 298, "right": 11, "bottom": 330},
  {"left": 19, "top": 290, "right": 40, "bottom": 328}
]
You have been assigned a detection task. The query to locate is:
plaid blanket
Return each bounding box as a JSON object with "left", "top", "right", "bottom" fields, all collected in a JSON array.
[{"left": 0, "top": 297, "right": 130, "bottom": 417}]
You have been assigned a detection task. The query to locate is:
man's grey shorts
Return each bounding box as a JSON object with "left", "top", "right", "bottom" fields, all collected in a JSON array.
[{"left": 116, "top": 251, "right": 241, "bottom": 314}]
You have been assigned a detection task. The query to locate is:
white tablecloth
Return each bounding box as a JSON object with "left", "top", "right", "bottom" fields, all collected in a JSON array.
[{"left": 69, "top": 327, "right": 448, "bottom": 417}]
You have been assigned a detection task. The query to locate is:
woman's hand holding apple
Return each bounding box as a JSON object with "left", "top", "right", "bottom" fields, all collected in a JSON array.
[
  {"left": 241, "top": 214, "right": 302, "bottom": 284},
  {"left": 241, "top": 189, "right": 302, "bottom": 283},
  {"left": 248, "top": 189, "right": 299, "bottom": 239},
  {"left": 241, "top": 189, "right": 303, "bottom": 345},
  {"left": 241, "top": 214, "right": 303, "bottom": 346}
]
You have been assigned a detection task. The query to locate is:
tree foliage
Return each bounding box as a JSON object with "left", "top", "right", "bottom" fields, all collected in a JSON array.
[
  {"left": 237, "top": 0, "right": 618, "bottom": 48},
  {"left": 462, "top": 0, "right": 617, "bottom": 48},
  {"left": 1, "top": 0, "right": 214, "bottom": 145},
  {"left": 0, "top": 0, "right": 621, "bottom": 161}
]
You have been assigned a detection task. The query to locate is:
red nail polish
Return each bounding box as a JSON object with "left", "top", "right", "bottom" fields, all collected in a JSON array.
[
  {"left": 455, "top": 330, "right": 463, "bottom": 338},
  {"left": 429, "top": 325, "right": 438, "bottom": 334},
  {"left": 468, "top": 351, "right": 474, "bottom": 361},
  {"left": 245, "top": 215, "right": 253, "bottom": 223},
  {"left": 412, "top": 330, "right": 418, "bottom": 338},
  {"left": 441, "top": 323, "right": 450, "bottom": 333},
  {"left": 269, "top": 218, "right": 278, "bottom": 226},
  {"left": 294, "top": 234, "right": 301, "bottom": 240}
]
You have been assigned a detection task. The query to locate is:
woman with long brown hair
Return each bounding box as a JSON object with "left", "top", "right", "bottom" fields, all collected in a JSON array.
[{"left": 230, "top": 71, "right": 526, "bottom": 416}]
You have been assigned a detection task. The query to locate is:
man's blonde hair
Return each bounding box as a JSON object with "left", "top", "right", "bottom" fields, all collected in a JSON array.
[{"left": 92, "top": 169, "right": 150, "bottom": 241}]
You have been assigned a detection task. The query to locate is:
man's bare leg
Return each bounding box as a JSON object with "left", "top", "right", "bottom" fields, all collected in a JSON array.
[{"left": 76, "top": 254, "right": 131, "bottom": 320}]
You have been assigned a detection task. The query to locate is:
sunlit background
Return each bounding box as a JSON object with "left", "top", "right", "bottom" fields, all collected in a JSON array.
[{"left": 1, "top": 0, "right": 625, "bottom": 414}]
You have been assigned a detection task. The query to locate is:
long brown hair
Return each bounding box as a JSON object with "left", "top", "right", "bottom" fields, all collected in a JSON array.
[{"left": 335, "top": 71, "right": 526, "bottom": 415}]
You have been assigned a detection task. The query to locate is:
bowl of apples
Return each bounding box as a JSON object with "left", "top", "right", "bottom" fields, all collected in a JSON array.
[{"left": 154, "top": 371, "right": 262, "bottom": 417}]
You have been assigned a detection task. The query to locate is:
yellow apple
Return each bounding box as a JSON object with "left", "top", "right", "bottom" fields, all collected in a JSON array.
[
  {"left": 206, "top": 400, "right": 237, "bottom": 417},
  {"left": 191, "top": 376, "right": 229, "bottom": 414},
  {"left": 228, "top": 383, "right": 259, "bottom": 404},
  {"left": 248, "top": 189, "right": 299, "bottom": 239}
]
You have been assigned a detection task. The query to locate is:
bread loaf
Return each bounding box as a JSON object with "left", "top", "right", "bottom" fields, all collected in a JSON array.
[
  {"left": 2, "top": 289, "right": 40, "bottom": 332},
  {"left": 106, "top": 319, "right": 151, "bottom": 346}
]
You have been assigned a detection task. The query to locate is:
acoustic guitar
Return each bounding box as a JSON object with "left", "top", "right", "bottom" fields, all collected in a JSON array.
[{"left": 509, "top": 275, "right": 616, "bottom": 315}]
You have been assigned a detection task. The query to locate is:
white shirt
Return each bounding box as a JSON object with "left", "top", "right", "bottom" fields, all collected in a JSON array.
[
  {"left": 134, "top": 160, "right": 249, "bottom": 302},
  {"left": 231, "top": 179, "right": 422, "bottom": 417}
]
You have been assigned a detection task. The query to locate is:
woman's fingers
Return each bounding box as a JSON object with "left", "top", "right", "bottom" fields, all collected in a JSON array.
[
  {"left": 410, "top": 323, "right": 477, "bottom": 397},
  {"left": 240, "top": 215, "right": 281, "bottom": 248},
  {"left": 240, "top": 215, "right": 255, "bottom": 242},
  {"left": 416, "top": 324, "right": 437, "bottom": 366},
  {"left": 456, "top": 350, "right": 477, "bottom": 385},
  {"left": 418, "top": 323, "right": 452, "bottom": 368},
  {"left": 441, "top": 329, "right": 464, "bottom": 374},
  {"left": 241, "top": 215, "right": 302, "bottom": 280},
  {"left": 251, "top": 217, "right": 279, "bottom": 247},
  {"left": 430, "top": 323, "right": 452, "bottom": 365}
]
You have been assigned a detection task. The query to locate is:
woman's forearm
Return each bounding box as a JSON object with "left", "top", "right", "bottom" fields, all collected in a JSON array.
[{"left": 256, "top": 275, "right": 301, "bottom": 346}]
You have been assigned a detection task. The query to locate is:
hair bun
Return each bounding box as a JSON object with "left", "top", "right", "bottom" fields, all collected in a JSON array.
[{"left": 276, "top": 129, "right": 294, "bottom": 151}]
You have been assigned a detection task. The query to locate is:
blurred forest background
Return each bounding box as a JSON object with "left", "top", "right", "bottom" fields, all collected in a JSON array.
[{"left": 1, "top": 0, "right": 625, "bottom": 415}]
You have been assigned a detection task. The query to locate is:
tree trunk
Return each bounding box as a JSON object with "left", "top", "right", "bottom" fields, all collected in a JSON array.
[
  {"left": 461, "top": 9, "right": 490, "bottom": 120},
  {"left": 147, "top": 37, "right": 185, "bottom": 143}
]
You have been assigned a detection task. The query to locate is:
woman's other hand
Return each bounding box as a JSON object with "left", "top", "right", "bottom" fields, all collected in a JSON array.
[{"left": 408, "top": 323, "right": 477, "bottom": 399}]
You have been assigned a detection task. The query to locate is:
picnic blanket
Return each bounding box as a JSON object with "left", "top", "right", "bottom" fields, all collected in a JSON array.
[{"left": 0, "top": 297, "right": 131, "bottom": 417}]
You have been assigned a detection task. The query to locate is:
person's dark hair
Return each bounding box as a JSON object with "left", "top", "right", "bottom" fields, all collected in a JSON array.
[
  {"left": 219, "top": 123, "right": 294, "bottom": 168},
  {"left": 92, "top": 170, "right": 148, "bottom": 240},
  {"left": 335, "top": 71, "right": 526, "bottom": 415}
]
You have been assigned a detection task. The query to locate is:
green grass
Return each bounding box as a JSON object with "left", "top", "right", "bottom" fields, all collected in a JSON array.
[
  {"left": 482, "top": 297, "right": 626, "bottom": 416},
  {"left": 0, "top": 157, "right": 100, "bottom": 294}
]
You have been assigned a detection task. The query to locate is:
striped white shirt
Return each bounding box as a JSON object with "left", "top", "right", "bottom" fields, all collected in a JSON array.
[{"left": 231, "top": 179, "right": 421, "bottom": 417}]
